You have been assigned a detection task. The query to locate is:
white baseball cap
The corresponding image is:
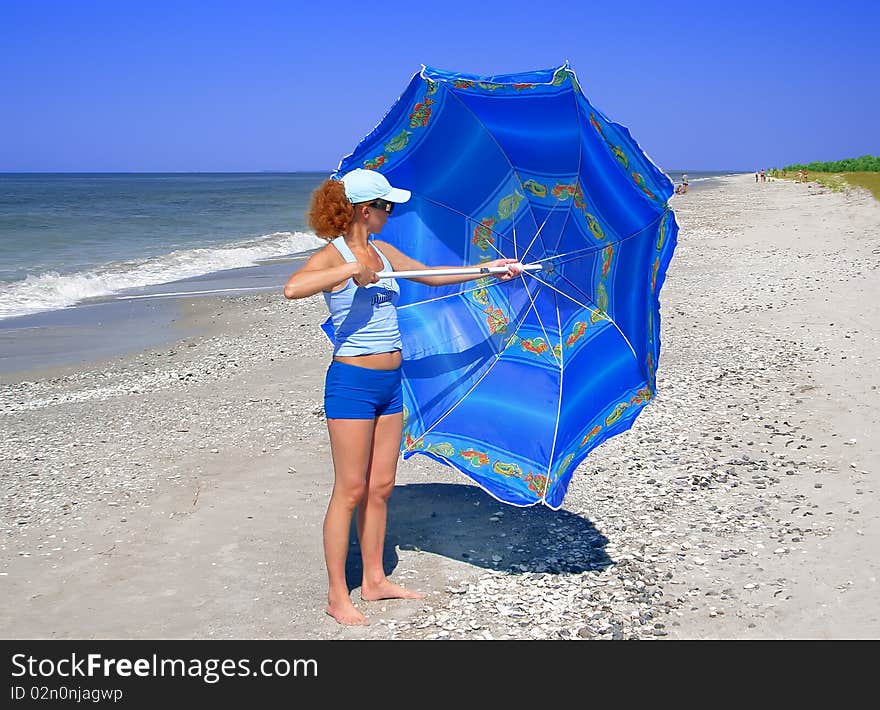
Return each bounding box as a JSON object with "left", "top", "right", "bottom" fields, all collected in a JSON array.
[{"left": 340, "top": 168, "right": 411, "bottom": 204}]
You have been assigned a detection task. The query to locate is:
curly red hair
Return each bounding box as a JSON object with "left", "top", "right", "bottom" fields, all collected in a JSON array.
[{"left": 307, "top": 179, "right": 353, "bottom": 240}]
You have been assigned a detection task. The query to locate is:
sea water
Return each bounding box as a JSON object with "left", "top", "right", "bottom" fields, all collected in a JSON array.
[{"left": 0, "top": 173, "right": 327, "bottom": 320}]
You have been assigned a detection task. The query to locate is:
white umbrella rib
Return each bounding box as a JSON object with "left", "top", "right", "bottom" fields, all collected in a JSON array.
[
  {"left": 518, "top": 197, "right": 568, "bottom": 267},
  {"left": 523, "top": 271, "right": 592, "bottom": 310},
  {"left": 519, "top": 268, "right": 560, "bottom": 367},
  {"left": 415, "top": 193, "right": 511, "bottom": 260},
  {"left": 544, "top": 288, "right": 565, "bottom": 503}
]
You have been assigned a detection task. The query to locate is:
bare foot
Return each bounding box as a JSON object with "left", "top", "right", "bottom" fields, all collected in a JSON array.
[
  {"left": 360, "top": 579, "right": 427, "bottom": 601},
  {"left": 325, "top": 600, "right": 368, "bottom": 626}
]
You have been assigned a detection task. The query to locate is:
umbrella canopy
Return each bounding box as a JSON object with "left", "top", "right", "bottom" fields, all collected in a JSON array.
[{"left": 331, "top": 63, "right": 678, "bottom": 509}]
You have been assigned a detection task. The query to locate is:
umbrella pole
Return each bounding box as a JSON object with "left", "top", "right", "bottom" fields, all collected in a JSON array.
[{"left": 376, "top": 263, "right": 543, "bottom": 280}]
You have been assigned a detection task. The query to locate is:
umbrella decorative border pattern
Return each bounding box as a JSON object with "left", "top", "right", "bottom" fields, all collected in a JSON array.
[{"left": 330, "top": 63, "right": 679, "bottom": 509}]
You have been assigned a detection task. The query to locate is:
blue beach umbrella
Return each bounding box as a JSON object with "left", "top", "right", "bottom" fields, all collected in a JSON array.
[{"left": 329, "top": 63, "right": 678, "bottom": 509}]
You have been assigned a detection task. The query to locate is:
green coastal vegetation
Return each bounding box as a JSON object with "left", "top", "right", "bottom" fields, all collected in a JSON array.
[{"left": 768, "top": 155, "right": 880, "bottom": 201}]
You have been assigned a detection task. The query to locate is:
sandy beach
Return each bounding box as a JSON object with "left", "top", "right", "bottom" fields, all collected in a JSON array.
[{"left": 1, "top": 173, "right": 878, "bottom": 640}]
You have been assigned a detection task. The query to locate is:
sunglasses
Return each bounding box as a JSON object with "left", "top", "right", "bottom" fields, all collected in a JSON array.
[{"left": 367, "top": 199, "right": 395, "bottom": 215}]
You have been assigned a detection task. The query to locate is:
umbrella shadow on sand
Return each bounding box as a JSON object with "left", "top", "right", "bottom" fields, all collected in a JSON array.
[{"left": 344, "top": 482, "right": 612, "bottom": 590}]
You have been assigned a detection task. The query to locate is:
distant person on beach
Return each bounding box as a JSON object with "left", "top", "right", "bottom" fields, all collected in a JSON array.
[
  {"left": 756, "top": 171, "right": 759, "bottom": 183},
  {"left": 681, "top": 172, "right": 689, "bottom": 194},
  {"left": 283, "top": 169, "right": 522, "bottom": 626}
]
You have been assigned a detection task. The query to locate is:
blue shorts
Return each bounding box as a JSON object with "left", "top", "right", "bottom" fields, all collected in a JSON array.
[{"left": 324, "top": 360, "right": 404, "bottom": 420}]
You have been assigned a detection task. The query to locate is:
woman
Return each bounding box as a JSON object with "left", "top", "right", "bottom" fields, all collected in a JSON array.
[{"left": 284, "top": 168, "right": 522, "bottom": 625}]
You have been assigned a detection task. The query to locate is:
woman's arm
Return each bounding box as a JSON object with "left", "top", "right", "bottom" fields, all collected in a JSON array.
[
  {"left": 283, "top": 247, "right": 378, "bottom": 299},
  {"left": 373, "top": 241, "right": 522, "bottom": 287}
]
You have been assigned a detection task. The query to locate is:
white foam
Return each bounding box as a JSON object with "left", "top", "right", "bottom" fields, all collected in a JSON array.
[{"left": 0, "top": 231, "right": 324, "bottom": 320}]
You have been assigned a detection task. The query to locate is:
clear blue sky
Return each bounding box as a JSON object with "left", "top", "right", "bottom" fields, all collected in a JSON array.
[{"left": 1, "top": 0, "right": 877, "bottom": 172}]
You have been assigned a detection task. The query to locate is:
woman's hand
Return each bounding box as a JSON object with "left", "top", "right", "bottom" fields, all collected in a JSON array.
[
  {"left": 484, "top": 258, "right": 524, "bottom": 281},
  {"left": 351, "top": 261, "right": 379, "bottom": 286}
]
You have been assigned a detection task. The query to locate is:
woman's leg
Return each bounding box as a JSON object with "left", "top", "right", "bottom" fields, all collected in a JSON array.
[
  {"left": 324, "top": 417, "right": 375, "bottom": 625},
  {"left": 358, "top": 411, "right": 426, "bottom": 601}
]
